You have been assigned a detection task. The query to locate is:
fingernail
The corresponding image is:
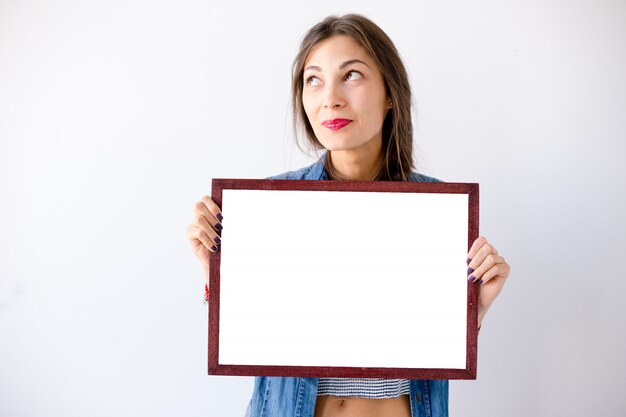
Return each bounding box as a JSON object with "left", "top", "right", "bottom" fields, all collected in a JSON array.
[
  {"left": 214, "top": 236, "right": 221, "bottom": 244},
  {"left": 478, "top": 279, "right": 484, "bottom": 285},
  {"left": 217, "top": 213, "right": 223, "bottom": 221},
  {"left": 467, "top": 267, "right": 474, "bottom": 275},
  {"left": 467, "top": 275, "right": 476, "bottom": 282},
  {"left": 466, "top": 258, "right": 472, "bottom": 265},
  {"left": 210, "top": 245, "right": 219, "bottom": 252},
  {"left": 215, "top": 223, "right": 223, "bottom": 231}
]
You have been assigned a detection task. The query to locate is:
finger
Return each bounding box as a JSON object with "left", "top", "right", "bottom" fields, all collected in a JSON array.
[
  {"left": 201, "top": 195, "right": 223, "bottom": 223},
  {"left": 196, "top": 213, "right": 222, "bottom": 247},
  {"left": 468, "top": 240, "right": 497, "bottom": 270},
  {"left": 195, "top": 199, "right": 220, "bottom": 227},
  {"left": 194, "top": 200, "right": 222, "bottom": 236},
  {"left": 468, "top": 246, "right": 500, "bottom": 282},
  {"left": 470, "top": 253, "right": 504, "bottom": 281},
  {"left": 467, "top": 236, "right": 487, "bottom": 263},
  {"left": 474, "top": 258, "right": 510, "bottom": 285},
  {"left": 187, "top": 224, "right": 219, "bottom": 253}
]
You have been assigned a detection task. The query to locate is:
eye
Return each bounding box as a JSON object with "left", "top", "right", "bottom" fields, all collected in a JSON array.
[
  {"left": 345, "top": 70, "right": 362, "bottom": 81},
  {"left": 304, "top": 75, "right": 321, "bottom": 87}
]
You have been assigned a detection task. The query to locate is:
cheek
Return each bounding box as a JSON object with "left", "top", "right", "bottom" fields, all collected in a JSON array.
[
  {"left": 355, "top": 91, "right": 386, "bottom": 124},
  {"left": 302, "top": 94, "right": 316, "bottom": 119}
]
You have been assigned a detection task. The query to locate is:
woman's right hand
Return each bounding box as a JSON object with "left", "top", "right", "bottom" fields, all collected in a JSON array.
[{"left": 186, "top": 195, "right": 223, "bottom": 286}]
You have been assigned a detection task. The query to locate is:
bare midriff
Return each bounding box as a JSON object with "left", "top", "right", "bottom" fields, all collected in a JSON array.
[{"left": 313, "top": 395, "right": 411, "bottom": 417}]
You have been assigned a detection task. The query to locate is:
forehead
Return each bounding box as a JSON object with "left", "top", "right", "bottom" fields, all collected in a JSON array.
[{"left": 304, "top": 35, "right": 373, "bottom": 67}]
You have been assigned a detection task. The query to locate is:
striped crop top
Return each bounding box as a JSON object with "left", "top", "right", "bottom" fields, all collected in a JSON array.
[{"left": 317, "top": 378, "right": 410, "bottom": 398}]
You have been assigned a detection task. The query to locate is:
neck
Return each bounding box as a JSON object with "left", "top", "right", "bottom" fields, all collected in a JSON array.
[{"left": 327, "top": 142, "right": 383, "bottom": 181}]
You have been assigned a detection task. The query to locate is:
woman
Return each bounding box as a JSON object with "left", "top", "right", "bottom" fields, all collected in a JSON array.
[{"left": 186, "top": 14, "right": 510, "bottom": 417}]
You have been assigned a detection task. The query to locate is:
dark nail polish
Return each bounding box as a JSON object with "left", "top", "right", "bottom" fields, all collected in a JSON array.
[
  {"left": 210, "top": 245, "right": 218, "bottom": 252},
  {"left": 478, "top": 279, "right": 484, "bottom": 285},
  {"left": 217, "top": 213, "right": 223, "bottom": 221},
  {"left": 467, "top": 267, "right": 474, "bottom": 275},
  {"left": 215, "top": 223, "right": 223, "bottom": 231},
  {"left": 466, "top": 258, "right": 472, "bottom": 265},
  {"left": 468, "top": 275, "right": 476, "bottom": 282},
  {"left": 214, "top": 236, "right": 221, "bottom": 244}
]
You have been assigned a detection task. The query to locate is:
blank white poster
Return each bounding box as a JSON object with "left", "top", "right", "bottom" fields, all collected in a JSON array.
[{"left": 218, "top": 189, "right": 469, "bottom": 369}]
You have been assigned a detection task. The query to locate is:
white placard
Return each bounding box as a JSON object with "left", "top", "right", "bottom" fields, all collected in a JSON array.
[{"left": 218, "top": 189, "right": 469, "bottom": 369}]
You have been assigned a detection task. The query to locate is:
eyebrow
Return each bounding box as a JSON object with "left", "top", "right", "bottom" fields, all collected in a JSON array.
[{"left": 304, "top": 59, "right": 370, "bottom": 72}]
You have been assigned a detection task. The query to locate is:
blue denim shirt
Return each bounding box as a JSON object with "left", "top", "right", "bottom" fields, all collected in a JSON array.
[{"left": 244, "top": 152, "right": 448, "bottom": 417}]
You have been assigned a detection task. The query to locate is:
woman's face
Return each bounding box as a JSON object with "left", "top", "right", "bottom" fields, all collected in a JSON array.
[{"left": 302, "top": 35, "right": 390, "bottom": 156}]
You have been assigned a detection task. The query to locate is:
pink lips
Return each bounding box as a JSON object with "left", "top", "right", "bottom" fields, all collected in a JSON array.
[{"left": 322, "top": 118, "right": 352, "bottom": 130}]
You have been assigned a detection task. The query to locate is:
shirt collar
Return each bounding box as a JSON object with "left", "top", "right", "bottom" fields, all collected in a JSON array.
[{"left": 304, "top": 151, "right": 330, "bottom": 180}]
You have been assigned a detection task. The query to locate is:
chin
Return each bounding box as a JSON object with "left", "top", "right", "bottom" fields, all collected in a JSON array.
[
  {"left": 319, "top": 143, "right": 342, "bottom": 152},
  {"left": 321, "top": 144, "right": 369, "bottom": 154},
  {"left": 318, "top": 138, "right": 361, "bottom": 152}
]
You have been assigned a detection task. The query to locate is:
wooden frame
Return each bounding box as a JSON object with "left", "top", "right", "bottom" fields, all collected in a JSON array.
[{"left": 208, "top": 179, "right": 480, "bottom": 380}]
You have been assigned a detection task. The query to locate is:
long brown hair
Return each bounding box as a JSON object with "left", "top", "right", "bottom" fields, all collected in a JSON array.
[{"left": 292, "top": 14, "right": 415, "bottom": 181}]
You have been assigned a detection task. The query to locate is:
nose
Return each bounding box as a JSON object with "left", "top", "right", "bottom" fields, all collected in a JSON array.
[{"left": 322, "top": 83, "right": 345, "bottom": 109}]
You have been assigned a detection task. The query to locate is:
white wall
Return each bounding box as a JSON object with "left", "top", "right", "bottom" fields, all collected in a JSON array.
[{"left": 1, "top": 0, "right": 625, "bottom": 416}]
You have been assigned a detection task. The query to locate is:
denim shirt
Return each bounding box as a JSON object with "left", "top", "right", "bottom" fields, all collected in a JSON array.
[{"left": 244, "top": 152, "right": 448, "bottom": 417}]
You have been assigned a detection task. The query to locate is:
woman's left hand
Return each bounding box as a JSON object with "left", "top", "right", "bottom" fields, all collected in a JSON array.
[{"left": 466, "top": 236, "right": 511, "bottom": 326}]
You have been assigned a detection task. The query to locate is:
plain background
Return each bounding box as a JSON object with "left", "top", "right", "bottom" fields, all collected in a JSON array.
[{"left": 1, "top": 0, "right": 625, "bottom": 416}]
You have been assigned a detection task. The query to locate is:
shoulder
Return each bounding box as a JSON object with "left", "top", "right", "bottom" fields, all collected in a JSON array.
[
  {"left": 267, "top": 164, "right": 315, "bottom": 180},
  {"left": 407, "top": 172, "right": 442, "bottom": 183},
  {"left": 266, "top": 156, "right": 327, "bottom": 180}
]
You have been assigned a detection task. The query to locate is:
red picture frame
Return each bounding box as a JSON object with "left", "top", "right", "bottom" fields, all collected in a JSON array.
[{"left": 208, "top": 179, "right": 479, "bottom": 380}]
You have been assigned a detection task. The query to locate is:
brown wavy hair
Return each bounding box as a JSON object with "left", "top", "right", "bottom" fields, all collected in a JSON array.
[{"left": 292, "top": 14, "right": 415, "bottom": 181}]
